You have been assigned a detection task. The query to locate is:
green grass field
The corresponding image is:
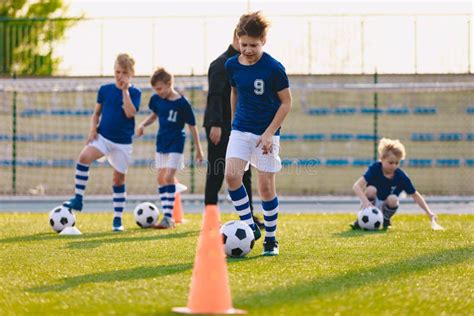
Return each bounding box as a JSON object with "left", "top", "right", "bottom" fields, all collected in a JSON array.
[{"left": 0, "top": 212, "right": 473, "bottom": 315}]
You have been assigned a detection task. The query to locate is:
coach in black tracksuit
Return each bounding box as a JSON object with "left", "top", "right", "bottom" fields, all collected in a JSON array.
[{"left": 203, "top": 32, "right": 263, "bottom": 228}]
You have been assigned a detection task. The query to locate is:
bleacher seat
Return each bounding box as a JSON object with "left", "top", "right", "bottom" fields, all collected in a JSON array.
[
  {"left": 466, "top": 107, "right": 474, "bottom": 114},
  {"left": 281, "top": 159, "right": 295, "bottom": 166},
  {"left": 411, "top": 133, "right": 435, "bottom": 141},
  {"left": 413, "top": 106, "right": 437, "bottom": 115},
  {"left": 352, "top": 159, "right": 373, "bottom": 166},
  {"left": 356, "top": 134, "right": 377, "bottom": 141},
  {"left": 360, "top": 107, "right": 383, "bottom": 114},
  {"left": 297, "top": 159, "right": 321, "bottom": 166},
  {"left": 386, "top": 107, "right": 409, "bottom": 115},
  {"left": 325, "top": 159, "right": 349, "bottom": 166},
  {"left": 408, "top": 159, "right": 433, "bottom": 167},
  {"left": 306, "top": 107, "right": 331, "bottom": 115},
  {"left": 334, "top": 107, "right": 356, "bottom": 115},
  {"left": 280, "top": 134, "right": 299, "bottom": 141},
  {"left": 330, "top": 133, "right": 353, "bottom": 141},
  {"left": 436, "top": 159, "right": 461, "bottom": 167},
  {"left": 465, "top": 159, "right": 474, "bottom": 167},
  {"left": 302, "top": 133, "right": 325, "bottom": 141},
  {"left": 439, "top": 133, "right": 463, "bottom": 141},
  {"left": 466, "top": 133, "right": 474, "bottom": 141}
]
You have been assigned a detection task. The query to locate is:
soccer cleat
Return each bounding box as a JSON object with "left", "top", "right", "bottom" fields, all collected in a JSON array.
[
  {"left": 252, "top": 215, "right": 265, "bottom": 229},
  {"left": 112, "top": 217, "right": 124, "bottom": 232},
  {"left": 252, "top": 225, "right": 261, "bottom": 241},
  {"left": 383, "top": 218, "right": 392, "bottom": 229},
  {"left": 350, "top": 220, "right": 361, "bottom": 230},
  {"left": 154, "top": 216, "right": 176, "bottom": 229},
  {"left": 262, "top": 239, "right": 279, "bottom": 256},
  {"left": 63, "top": 197, "right": 83, "bottom": 211}
]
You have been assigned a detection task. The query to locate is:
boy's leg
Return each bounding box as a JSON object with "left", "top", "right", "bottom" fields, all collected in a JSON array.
[
  {"left": 112, "top": 171, "right": 126, "bottom": 231},
  {"left": 64, "top": 146, "right": 103, "bottom": 211},
  {"left": 258, "top": 171, "right": 279, "bottom": 256},
  {"left": 382, "top": 194, "right": 399, "bottom": 228},
  {"left": 155, "top": 168, "right": 177, "bottom": 229},
  {"left": 226, "top": 158, "right": 260, "bottom": 240}
]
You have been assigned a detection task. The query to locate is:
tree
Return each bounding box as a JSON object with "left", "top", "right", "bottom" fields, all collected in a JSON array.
[{"left": 0, "top": 0, "right": 81, "bottom": 75}]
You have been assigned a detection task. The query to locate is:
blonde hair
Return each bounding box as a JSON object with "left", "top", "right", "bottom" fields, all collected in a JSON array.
[
  {"left": 115, "top": 53, "right": 135, "bottom": 74},
  {"left": 236, "top": 11, "right": 270, "bottom": 38},
  {"left": 150, "top": 67, "right": 173, "bottom": 86},
  {"left": 378, "top": 138, "right": 406, "bottom": 160}
]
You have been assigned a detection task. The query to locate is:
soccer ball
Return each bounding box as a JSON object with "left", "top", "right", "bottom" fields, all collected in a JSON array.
[
  {"left": 49, "top": 205, "right": 76, "bottom": 233},
  {"left": 357, "top": 206, "right": 384, "bottom": 230},
  {"left": 134, "top": 202, "right": 159, "bottom": 228},
  {"left": 220, "top": 220, "right": 255, "bottom": 258}
]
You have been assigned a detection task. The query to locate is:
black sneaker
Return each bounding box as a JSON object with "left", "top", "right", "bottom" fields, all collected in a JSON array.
[
  {"left": 383, "top": 218, "right": 392, "bottom": 229},
  {"left": 253, "top": 215, "right": 265, "bottom": 229},
  {"left": 252, "top": 225, "right": 261, "bottom": 241},
  {"left": 262, "top": 239, "right": 279, "bottom": 256},
  {"left": 350, "top": 220, "right": 361, "bottom": 230}
]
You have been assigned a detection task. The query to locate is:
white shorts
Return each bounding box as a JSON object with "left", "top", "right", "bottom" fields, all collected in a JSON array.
[
  {"left": 155, "top": 152, "right": 185, "bottom": 170},
  {"left": 89, "top": 134, "right": 133, "bottom": 174},
  {"left": 226, "top": 130, "right": 282, "bottom": 173},
  {"left": 374, "top": 198, "right": 399, "bottom": 210}
]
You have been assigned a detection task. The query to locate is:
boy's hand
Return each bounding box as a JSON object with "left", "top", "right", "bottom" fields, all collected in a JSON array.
[
  {"left": 256, "top": 132, "right": 273, "bottom": 155},
  {"left": 195, "top": 149, "right": 204, "bottom": 164},
  {"left": 361, "top": 200, "right": 373, "bottom": 209},
  {"left": 135, "top": 125, "right": 144, "bottom": 137},
  {"left": 87, "top": 129, "right": 98, "bottom": 144}
]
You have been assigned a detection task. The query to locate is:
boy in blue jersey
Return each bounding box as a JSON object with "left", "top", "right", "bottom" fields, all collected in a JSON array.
[
  {"left": 351, "top": 138, "right": 438, "bottom": 229},
  {"left": 64, "top": 53, "right": 141, "bottom": 231},
  {"left": 224, "top": 12, "right": 292, "bottom": 256},
  {"left": 136, "top": 68, "right": 204, "bottom": 229}
]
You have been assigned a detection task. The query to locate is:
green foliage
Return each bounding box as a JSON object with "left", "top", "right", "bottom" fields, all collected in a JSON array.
[
  {"left": 0, "top": 213, "right": 472, "bottom": 315},
  {"left": 0, "top": 0, "right": 81, "bottom": 75}
]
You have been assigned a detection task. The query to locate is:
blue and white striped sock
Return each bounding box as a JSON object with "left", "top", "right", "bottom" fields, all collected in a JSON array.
[
  {"left": 113, "top": 185, "right": 126, "bottom": 219},
  {"left": 229, "top": 185, "right": 255, "bottom": 230},
  {"left": 74, "top": 163, "right": 89, "bottom": 200},
  {"left": 262, "top": 196, "right": 279, "bottom": 242},
  {"left": 160, "top": 184, "right": 175, "bottom": 218}
]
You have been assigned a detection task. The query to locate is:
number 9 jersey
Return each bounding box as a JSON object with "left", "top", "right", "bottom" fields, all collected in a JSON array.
[
  {"left": 225, "top": 52, "right": 289, "bottom": 136},
  {"left": 148, "top": 94, "right": 196, "bottom": 154}
]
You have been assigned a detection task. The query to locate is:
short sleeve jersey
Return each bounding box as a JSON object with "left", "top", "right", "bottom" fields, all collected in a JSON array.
[
  {"left": 96, "top": 83, "right": 141, "bottom": 144},
  {"left": 148, "top": 94, "right": 196, "bottom": 153},
  {"left": 363, "top": 162, "right": 416, "bottom": 200},
  {"left": 225, "top": 52, "right": 289, "bottom": 135}
]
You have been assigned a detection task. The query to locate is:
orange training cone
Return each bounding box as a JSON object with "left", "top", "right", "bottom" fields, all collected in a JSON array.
[
  {"left": 173, "top": 192, "right": 184, "bottom": 224},
  {"left": 172, "top": 205, "right": 246, "bottom": 314}
]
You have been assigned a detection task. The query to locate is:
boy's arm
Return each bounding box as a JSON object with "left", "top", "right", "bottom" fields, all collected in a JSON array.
[
  {"left": 136, "top": 113, "right": 157, "bottom": 137},
  {"left": 188, "top": 125, "right": 204, "bottom": 163},
  {"left": 87, "top": 103, "right": 102, "bottom": 144},
  {"left": 258, "top": 88, "right": 292, "bottom": 154},
  {"left": 122, "top": 87, "right": 137, "bottom": 118},
  {"left": 230, "top": 86, "right": 238, "bottom": 122},
  {"left": 352, "top": 176, "right": 372, "bottom": 208},
  {"left": 411, "top": 191, "right": 437, "bottom": 220}
]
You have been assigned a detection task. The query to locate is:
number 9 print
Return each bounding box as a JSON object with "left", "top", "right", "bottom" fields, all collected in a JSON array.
[{"left": 254, "top": 79, "right": 264, "bottom": 95}]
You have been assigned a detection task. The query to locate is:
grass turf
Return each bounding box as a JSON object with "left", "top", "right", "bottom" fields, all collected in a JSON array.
[{"left": 0, "top": 212, "right": 472, "bottom": 315}]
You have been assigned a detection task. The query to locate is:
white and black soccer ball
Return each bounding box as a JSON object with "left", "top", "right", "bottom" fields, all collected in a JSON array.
[
  {"left": 357, "top": 206, "right": 383, "bottom": 230},
  {"left": 134, "top": 202, "right": 159, "bottom": 228},
  {"left": 49, "top": 205, "right": 76, "bottom": 233},
  {"left": 220, "top": 220, "right": 255, "bottom": 258}
]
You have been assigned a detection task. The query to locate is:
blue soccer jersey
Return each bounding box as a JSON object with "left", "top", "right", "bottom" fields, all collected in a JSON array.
[
  {"left": 96, "top": 83, "right": 141, "bottom": 144},
  {"left": 225, "top": 52, "right": 289, "bottom": 135},
  {"left": 363, "top": 162, "right": 416, "bottom": 200},
  {"left": 148, "top": 94, "right": 196, "bottom": 153}
]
